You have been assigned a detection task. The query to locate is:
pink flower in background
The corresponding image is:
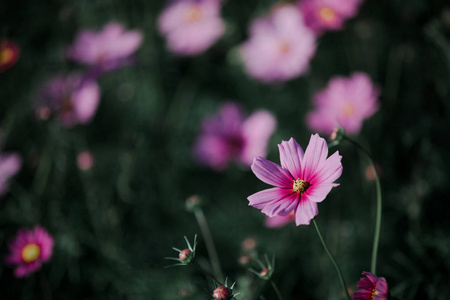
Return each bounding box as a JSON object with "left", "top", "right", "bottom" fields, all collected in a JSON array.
[
  {"left": 306, "top": 72, "right": 379, "bottom": 135},
  {"left": 158, "top": 0, "right": 225, "bottom": 56},
  {"left": 298, "top": 0, "right": 363, "bottom": 34},
  {"left": 66, "top": 22, "right": 143, "bottom": 71},
  {"left": 353, "top": 272, "right": 388, "bottom": 300},
  {"left": 0, "top": 153, "right": 22, "bottom": 196},
  {"left": 265, "top": 211, "right": 295, "bottom": 228},
  {"left": 77, "top": 151, "right": 94, "bottom": 171},
  {"left": 5, "top": 226, "right": 54, "bottom": 278},
  {"left": 194, "top": 102, "right": 276, "bottom": 171},
  {"left": 36, "top": 74, "right": 100, "bottom": 128},
  {"left": 248, "top": 135, "right": 342, "bottom": 225},
  {"left": 0, "top": 39, "right": 20, "bottom": 72},
  {"left": 241, "top": 5, "right": 316, "bottom": 83}
]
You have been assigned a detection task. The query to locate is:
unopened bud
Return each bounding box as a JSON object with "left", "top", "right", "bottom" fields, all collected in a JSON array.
[
  {"left": 259, "top": 268, "right": 270, "bottom": 278},
  {"left": 330, "top": 127, "right": 345, "bottom": 142},
  {"left": 179, "top": 249, "right": 192, "bottom": 261},
  {"left": 186, "top": 195, "right": 202, "bottom": 212},
  {"left": 242, "top": 237, "right": 257, "bottom": 251},
  {"left": 238, "top": 255, "right": 251, "bottom": 266},
  {"left": 213, "top": 286, "right": 231, "bottom": 300}
]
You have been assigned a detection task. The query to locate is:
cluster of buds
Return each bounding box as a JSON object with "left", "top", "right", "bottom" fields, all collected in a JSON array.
[
  {"left": 248, "top": 254, "right": 275, "bottom": 280},
  {"left": 165, "top": 235, "right": 197, "bottom": 267},
  {"left": 212, "top": 278, "right": 239, "bottom": 300}
]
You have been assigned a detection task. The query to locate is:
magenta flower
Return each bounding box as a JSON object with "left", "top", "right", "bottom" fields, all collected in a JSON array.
[
  {"left": 0, "top": 153, "right": 22, "bottom": 196},
  {"left": 194, "top": 102, "right": 276, "bottom": 171},
  {"left": 158, "top": 0, "right": 225, "bottom": 56},
  {"left": 265, "top": 212, "right": 295, "bottom": 228},
  {"left": 66, "top": 22, "right": 143, "bottom": 70},
  {"left": 5, "top": 226, "right": 54, "bottom": 278},
  {"left": 241, "top": 5, "right": 316, "bottom": 83},
  {"left": 306, "top": 72, "right": 379, "bottom": 135},
  {"left": 298, "top": 0, "right": 363, "bottom": 35},
  {"left": 36, "top": 74, "right": 100, "bottom": 128},
  {"left": 0, "top": 38, "right": 20, "bottom": 72},
  {"left": 353, "top": 272, "right": 388, "bottom": 300},
  {"left": 248, "top": 134, "right": 342, "bottom": 225}
]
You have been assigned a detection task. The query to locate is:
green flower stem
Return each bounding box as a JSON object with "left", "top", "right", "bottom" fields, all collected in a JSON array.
[
  {"left": 270, "top": 280, "right": 283, "bottom": 300},
  {"left": 313, "top": 219, "right": 352, "bottom": 300},
  {"left": 194, "top": 208, "right": 224, "bottom": 282},
  {"left": 343, "top": 136, "right": 382, "bottom": 274}
]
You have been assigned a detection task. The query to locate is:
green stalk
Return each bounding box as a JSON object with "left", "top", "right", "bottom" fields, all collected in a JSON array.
[
  {"left": 313, "top": 219, "right": 352, "bottom": 300},
  {"left": 343, "top": 136, "right": 382, "bottom": 274},
  {"left": 270, "top": 280, "right": 283, "bottom": 300}
]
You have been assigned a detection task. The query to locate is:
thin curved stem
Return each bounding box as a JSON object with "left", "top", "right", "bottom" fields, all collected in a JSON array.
[
  {"left": 313, "top": 219, "right": 352, "bottom": 300},
  {"left": 270, "top": 280, "right": 283, "bottom": 300},
  {"left": 343, "top": 136, "right": 382, "bottom": 274}
]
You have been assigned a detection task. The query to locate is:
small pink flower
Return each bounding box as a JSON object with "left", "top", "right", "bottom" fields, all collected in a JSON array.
[
  {"left": 194, "top": 102, "right": 276, "bottom": 170},
  {"left": 264, "top": 211, "right": 295, "bottom": 228},
  {"left": 241, "top": 5, "right": 316, "bottom": 83},
  {"left": 353, "top": 271, "right": 388, "bottom": 300},
  {"left": 298, "top": 0, "right": 363, "bottom": 34},
  {"left": 248, "top": 134, "right": 342, "bottom": 226},
  {"left": 158, "top": 0, "right": 225, "bottom": 56},
  {"left": 36, "top": 74, "right": 100, "bottom": 128},
  {"left": 5, "top": 226, "right": 54, "bottom": 278},
  {"left": 77, "top": 151, "right": 94, "bottom": 171},
  {"left": 66, "top": 22, "right": 143, "bottom": 70},
  {"left": 306, "top": 72, "right": 380, "bottom": 135},
  {"left": 0, "top": 153, "right": 22, "bottom": 196},
  {"left": 0, "top": 39, "right": 20, "bottom": 72}
]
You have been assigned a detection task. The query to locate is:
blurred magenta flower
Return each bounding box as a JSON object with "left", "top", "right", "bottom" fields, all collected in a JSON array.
[
  {"left": 0, "top": 39, "right": 20, "bottom": 72},
  {"left": 306, "top": 72, "right": 379, "bottom": 135},
  {"left": 66, "top": 22, "right": 143, "bottom": 71},
  {"left": 194, "top": 102, "right": 276, "bottom": 170},
  {"left": 241, "top": 5, "right": 316, "bottom": 83},
  {"left": 298, "top": 0, "right": 363, "bottom": 34},
  {"left": 158, "top": 0, "right": 225, "bottom": 56},
  {"left": 77, "top": 151, "right": 94, "bottom": 171},
  {"left": 265, "top": 211, "right": 295, "bottom": 228},
  {"left": 5, "top": 226, "right": 54, "bottom": 278},
  {"left": 353, "top": 271, "right": 388, "bottom": 300},
  {"left": 248, "top": 134, "right": 342, "bottom": 225},
  {"left": 0, "top": 153, "right": 22, "bottom": 196},
  {"left": 36, "top": 74, "right": 100, "bottom": 128}
]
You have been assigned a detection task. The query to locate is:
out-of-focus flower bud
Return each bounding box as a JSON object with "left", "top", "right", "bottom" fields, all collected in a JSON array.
[
  {"left": 179, "top": 249, "right": 192, "bottom": 261},
  {"left": 238, "top": 255, "right": 251, "bottom": 266},
  {"left": 165, "top": 235, "right": 197, "bottom": 267},
  {"left": 241, "top": 237, "right": 257, "bottom": 252},
  {"left": 186, "top": 195, "right": 202, "bottom": 212},
  {"left": 213, "top": 286, "right": 231, "bottom": 300},
  {"left": 77, "top": 151, "right": 94, "bottom": 171},
  {"left": 249, "top": 254, "right": 275, "bottom": 280}
]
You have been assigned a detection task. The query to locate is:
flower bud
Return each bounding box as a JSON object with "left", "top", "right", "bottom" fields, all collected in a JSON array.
[
  {"left": 330, "top": 127, "right": 345, "bottom": 142},
  {"left": 186, "top": 195, "right": 202, "bottom": 212},
  {"left": 238, "top": 255, "right": 251, "bottom": 266},
  {"left": 213, "top": 286, "right": 231, "bottom": 300},
  {"left": 179, "top": 249, "right": 192, "bottom": 261},
  {"left": 259, "top": 268, "right": 270, "bottom": 278}
]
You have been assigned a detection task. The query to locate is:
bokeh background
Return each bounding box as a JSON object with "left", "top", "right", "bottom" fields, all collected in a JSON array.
[{"left": 1, "top": 0, "right": 450, "bottom": 299}]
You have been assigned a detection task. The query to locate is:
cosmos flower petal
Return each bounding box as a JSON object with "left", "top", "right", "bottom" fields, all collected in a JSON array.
[
  {"left": 248, "top": 187, "right": 293, "bottom": 209},
  {"left": 310, "top": 151, "right": 343, "bottom": 185},
  {"left": 305, "top": 184, "right": 336, "bottom": 203},
  {"left": 354, "top": 272, "right": 389, "bottom": 300},
  {"left": 278, "top": 138, "right": 304, "bottom": 179},
  {"left": 259, "top": 191, "right": 298, "bottom": 217},
  {"left": 302, "top": 134, "right": 328, "bottom": 180},
  {"left": 265, "top": 214, "right": 295, "bottom": 228},
  {"left": 251, "top": 157, "right": 293, "bottom": 187},
  {"left": 294, "top": 195, "right": 318, "bottom": 225}
]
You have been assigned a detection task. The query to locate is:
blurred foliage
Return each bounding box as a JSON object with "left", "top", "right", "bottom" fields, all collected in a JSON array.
[{"left": 1, "top": 0, "right": 450, "bottom": 299}]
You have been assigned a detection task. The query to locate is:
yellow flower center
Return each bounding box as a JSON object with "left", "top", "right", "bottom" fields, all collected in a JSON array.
[
  {"left": 22, "top": 243, "right": 41, "bottom": 263},
  {"left": 342, "top": 103, "right": 355, "bottom": 117},
  {"left": 371, "top": 289, "right": 379, "bottom": 299},
  {"left": 318, "top": 7, "right": 337, "bottom": 23},
  {"left": 185, "top": 5, "right": 202, "bottom": 23},
  {"left": 293, "top": 179, "right": 310, "bottom": 193},
  {"left": 0, "top": 47, "right": 14, "bottom": 64}
]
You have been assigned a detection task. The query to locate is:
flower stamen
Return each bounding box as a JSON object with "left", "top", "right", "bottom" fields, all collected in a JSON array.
[
  {"left": 21, "top": 243, "right": 41, "bottom": 263},
  {"left": 293, "top": 179, "right": 310, "bottom": 193}
]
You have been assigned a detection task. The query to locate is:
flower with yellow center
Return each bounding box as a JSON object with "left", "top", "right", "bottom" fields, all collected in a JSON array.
[
  {"left": 0, "top": 48, "right": 14, "bottom": 64},
  {"left": 21, "top": 243, "right": 41, "bottom": 263},
  {"left": 292, "top": 179, "right": 310, "bottom": 194},
  {"left": 318, "top": 7, "right": 337, "bottom": 23}
]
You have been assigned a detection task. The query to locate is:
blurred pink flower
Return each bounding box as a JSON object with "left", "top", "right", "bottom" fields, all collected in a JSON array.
[
  {"left": 298, "top": 0, "right": 363, "bottom": 34},
  {"left": 194, "top": 102, "right": 276, "bottom": 171},
  {"left": 241, "top": 5, "right": 316, "bottom": 83},
  {"left": 36, "top": 74, "right": 100, "bottom": 128},
  {"left": 265, "top": 211, "right": 295, "bottom": 228},
  {"left": 353, "top": 271, "right": 388, "bottom": 300},
  {"left": 66, "top": 22, "right": 143, "bottom": 70},
  {"left": 0, "top": 39, "right": 20, "bottom": 72},
  {"left": 248, "top": 134, "right": 342, "bottom": 226},
  {"left": 5, "top": 226, "right": 54, "bottom": 278},
  {"left": 158, "top": 0, "right": 225, "bottom": 56},
  {"left": 77, "top": 151, "right": 94, "bottom": 171},
  {"left": 306, "top": 72, "right": 379, "bottom": 135},
  {"left": 0, "top": 153, "right": 22, "bottom": 196}
]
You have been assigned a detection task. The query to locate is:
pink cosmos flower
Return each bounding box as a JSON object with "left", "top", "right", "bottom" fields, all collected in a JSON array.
[
  {"left": 298, "top": 0, "right": 363, "bottom": 34},
  {"left": 194, "top": 102, "right": 276, "bottom": 171},
  {"left": 265, "top": 211, "right": 295, "bottom": 228},
  {"left": 5, "top": 226, "right": 54, "bottom": 278},
  {"left": 353, "top": 272, "right": 388, "bottom": 300},
  {"left": 36, "top": 74, "right": 100, "bottom": 128},
  {"left": 306, "top": 72, "right": 379, "bottom": 135},
  {"left": 241, "top": 5, "right": 316, "bottom": 83},
  {"left": 158, "top": 0, "right": 225, "bottom": 56},
  {"left": 0, "top": 39, "right": 20, "bottom": 72},
  {"left": 66, "top": 22, "right": 143, "bottom": 71},
  {"left": 248, "top": 134, "right": 342, "bottom": 226},
  {"left": 0, "top": 153, "right": 22, "bottom": 196}
]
